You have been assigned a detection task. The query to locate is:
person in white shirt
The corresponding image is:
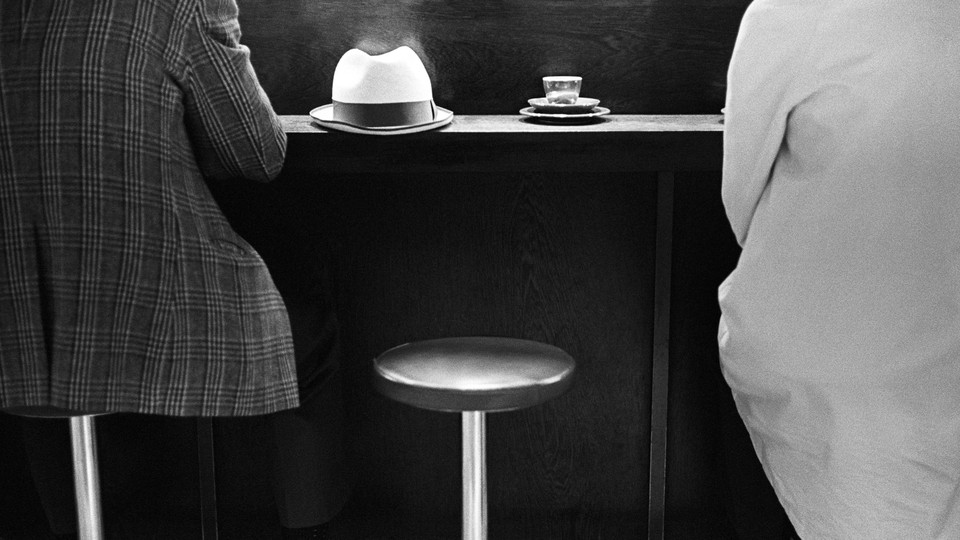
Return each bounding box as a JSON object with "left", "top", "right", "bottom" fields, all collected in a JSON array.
[{"left": 719, "top": 1, "right": 960, "bottom": 538}]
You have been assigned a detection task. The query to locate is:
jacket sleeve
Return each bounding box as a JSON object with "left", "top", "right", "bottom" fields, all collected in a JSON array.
[
  {"left": 721, "top": 0, "right": 822, "bottom": 246},
  {"left": 181, "top": 0, "right": 287, "bottom": 182}
]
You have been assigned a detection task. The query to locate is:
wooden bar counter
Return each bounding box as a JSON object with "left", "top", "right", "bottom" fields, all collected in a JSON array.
[
  {"left": 269, "top": 112, "right": 725, "bottom": 537},
  {"left": 1, "top": 115, "right": 786, "bottom": 540},
  {"left": 280, "top": 114, "right": 724, "bottom": 173},
  {"left": 204, "top": 114, "right": 755, "bottom": 539}
]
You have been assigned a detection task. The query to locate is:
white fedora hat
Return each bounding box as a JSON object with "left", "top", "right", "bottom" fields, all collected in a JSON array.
[{"left": 310, "top": 46, "right": 454, "bottom": 135}]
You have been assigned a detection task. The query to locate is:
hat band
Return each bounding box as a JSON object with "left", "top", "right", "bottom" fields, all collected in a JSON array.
[{"left": 332, "top": 100, "right": 436, "bottom": 128}]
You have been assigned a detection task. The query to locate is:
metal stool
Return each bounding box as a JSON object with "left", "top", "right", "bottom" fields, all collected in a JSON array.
[
  {"left": 5, "top": 406, "right": 108, "bottom": 540},
  {"left": 372, "top": 337, "right": 576, "bottom": 540}
]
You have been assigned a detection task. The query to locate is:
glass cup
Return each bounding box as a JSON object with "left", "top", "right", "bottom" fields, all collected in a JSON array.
[{"left": 543, "top": 76, "right": 582, "bottom": 104}]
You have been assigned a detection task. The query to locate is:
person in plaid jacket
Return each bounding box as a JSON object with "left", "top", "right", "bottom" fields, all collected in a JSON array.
[{"left": 1, "top": 0, "right": 349, "bottom": 538}]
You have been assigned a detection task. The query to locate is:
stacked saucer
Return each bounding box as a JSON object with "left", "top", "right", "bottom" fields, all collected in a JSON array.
[{"left": 520, "top": 97, "right": 610, "bottom": 123}]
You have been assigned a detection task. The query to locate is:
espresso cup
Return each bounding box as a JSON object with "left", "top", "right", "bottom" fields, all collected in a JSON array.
[{"left": 543, "top": 76, "right": 582, "bottom": 104}]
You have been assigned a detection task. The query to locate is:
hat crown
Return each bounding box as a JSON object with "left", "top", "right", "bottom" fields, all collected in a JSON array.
[{"left": 332, "top": 46, "right": 433, "bottom": 104}]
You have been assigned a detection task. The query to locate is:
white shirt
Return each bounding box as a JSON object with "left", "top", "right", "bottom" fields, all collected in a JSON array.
[{"left": 719, "top": 1, "right": 960, "bottom": 538}]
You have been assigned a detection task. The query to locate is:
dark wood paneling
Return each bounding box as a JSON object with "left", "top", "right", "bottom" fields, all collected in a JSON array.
[
  {"left": 665, "top": 172, "right": 740, "bottom": 538},
  {"left": 238, "top": 0, "right": 749, "bottom": 115},
  {"left": 197, "top": 121, "right": 767, "bottom": 539},
  {"left": 668, "top": 174, "right": 794, "bottom": 540},
  {"left": 210, "top": 159, "right": 661, "bottom": 538}
]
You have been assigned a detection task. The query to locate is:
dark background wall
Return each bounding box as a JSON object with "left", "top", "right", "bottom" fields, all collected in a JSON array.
[
  {"left": 0, "top": 1, "right": 794, "bottom": 539},
  {"left": 238, "top": 0, "right": 740, "bottom": 116}
]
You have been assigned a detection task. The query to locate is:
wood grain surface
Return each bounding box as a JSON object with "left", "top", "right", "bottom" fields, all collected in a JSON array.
[
  {"left": 280, "top": 114, "right": 725, "bottom": 134},
  {"left": 278, "top": 115, "right": 724, "bottom": 176},
  {"left": 203, "top": 162, "right": 662, "bottom": 537},
  {"left": 238, "top": 0, "right": 749, "bottom": 115},
  {"left": 317, "top": 171, "right": 657, "bottom": 538},
  {"left": 197, "top": 125, "right": 769, "bottom": 538}
]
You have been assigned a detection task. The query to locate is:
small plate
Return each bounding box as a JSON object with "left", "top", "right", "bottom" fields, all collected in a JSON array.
[
  {"left": 527, "top": 97, "right": 601, "bottom": 114},
  {"left": 519, "top": 106, "right": 610, "bottom": 124}
]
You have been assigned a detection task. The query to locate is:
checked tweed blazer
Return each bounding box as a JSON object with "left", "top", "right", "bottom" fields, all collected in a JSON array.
[{"left": 0, "top": 0, "right": 300, "bottom": 416}]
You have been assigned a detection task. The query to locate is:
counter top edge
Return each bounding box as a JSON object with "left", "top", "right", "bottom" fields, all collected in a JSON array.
[{"left": 281, "top": 114, "right": 724, "bottom": 134}]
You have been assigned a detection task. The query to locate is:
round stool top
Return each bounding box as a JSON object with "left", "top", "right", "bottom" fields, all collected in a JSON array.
[{"left": 372, "top": 337, "right": 576, "bottom": 412}]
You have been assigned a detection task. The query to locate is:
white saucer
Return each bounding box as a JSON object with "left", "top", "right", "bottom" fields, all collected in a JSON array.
[
  {"left": 519, "top": 106, "right": 610, "bottom": 123},
  {"left": 527, "top": 97, "right": 601, "bottom": 114}
]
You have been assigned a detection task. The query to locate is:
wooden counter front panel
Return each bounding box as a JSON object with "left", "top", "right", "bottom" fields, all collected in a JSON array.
[
  {"left": 211, "top": 163, "right": 661, "bottom": 538},
  {"left": 200, "top": 120, "right": 747, "bottom": 538}
]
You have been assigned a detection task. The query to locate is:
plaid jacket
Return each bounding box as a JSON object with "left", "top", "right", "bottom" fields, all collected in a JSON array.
[{"left": 0, "top": 0, "right": 299, "bottom": 416}]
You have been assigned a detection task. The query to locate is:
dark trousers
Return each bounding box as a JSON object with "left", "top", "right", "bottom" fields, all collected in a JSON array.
[
  {"left": 267, "top": 366, "right": 351, "bottom": 528},
  {"left": 267, "top": 253, "right": 353, "bottom": 528},
  {"left": 19, "top": 417, "right": 77, "bottom": 535}
]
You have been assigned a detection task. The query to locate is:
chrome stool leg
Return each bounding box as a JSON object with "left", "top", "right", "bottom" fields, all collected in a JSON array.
[
  {"left": 69, "top": 415, "right": 104, "bottom": 540},
  {"left": 462, "top": 411, "right": 487, "bottom": 540}
]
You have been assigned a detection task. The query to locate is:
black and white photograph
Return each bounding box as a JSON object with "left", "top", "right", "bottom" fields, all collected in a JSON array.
[{"left": 1, "top": 1, "right": 958, "bottom": 538}]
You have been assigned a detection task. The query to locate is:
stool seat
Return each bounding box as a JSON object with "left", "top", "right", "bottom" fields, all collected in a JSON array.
[{"left": 372, "top": 336, "right": 576, "bottom": 412}]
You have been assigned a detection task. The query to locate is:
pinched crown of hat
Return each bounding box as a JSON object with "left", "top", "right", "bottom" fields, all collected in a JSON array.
[
  {"left": 332, "top": 46, "right": 433, "bottom": 104},
  {"left": 330, "top": 46, "right": 437, "bottom": 128}
]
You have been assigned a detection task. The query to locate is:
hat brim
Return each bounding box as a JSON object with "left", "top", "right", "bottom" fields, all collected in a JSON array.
[{"left": 309, "top": 104, "right": 454, "bottom": 136}]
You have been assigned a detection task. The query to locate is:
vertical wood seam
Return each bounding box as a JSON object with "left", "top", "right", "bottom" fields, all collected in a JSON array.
[
  {"left": 647, "top": 171, "right": 674, "bottom": 540},
  {"left": 198, "top": 418, "right": 219, "bottom": 540}
]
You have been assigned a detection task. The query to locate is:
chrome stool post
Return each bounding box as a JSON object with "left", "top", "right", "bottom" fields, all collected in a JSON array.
[
  {"left": 462, "top": 410, "right": 487, "bottom": 540},
  {"left": 70, "top": 415, "right": 104, "bottom": 540}
]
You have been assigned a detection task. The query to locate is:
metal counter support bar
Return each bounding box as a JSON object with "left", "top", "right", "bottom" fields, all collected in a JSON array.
[
  {"left": 197, "top": 418, "right": 219, "bottom": 540},
  {"left": 647, "top": 171, "right": 675, "bottom": 540},
  {"left": 462, "top": 411, "right": 488, "bottom": 540},
  {"left": 70, "top": 415, "right": 104, "bottom": 540}
]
